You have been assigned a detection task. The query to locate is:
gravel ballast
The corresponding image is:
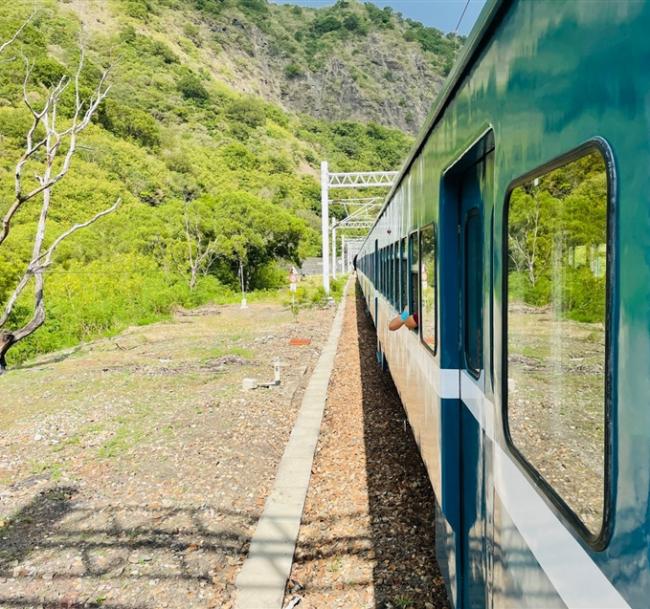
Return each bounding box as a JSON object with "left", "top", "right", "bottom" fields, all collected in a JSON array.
[{"left": 285, "top": 284, "right": 449, "bottom": 609}]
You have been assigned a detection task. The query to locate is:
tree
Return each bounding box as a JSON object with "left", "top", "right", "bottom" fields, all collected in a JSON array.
[
  {"left": 207, "top": 191, "right": 306, "bottom": 291},
  {"left": 183, "top": 201, "right": 219, "bottom": 291},
  {"left": 0, "top": 38, "right": 119, "bottom": 373}
]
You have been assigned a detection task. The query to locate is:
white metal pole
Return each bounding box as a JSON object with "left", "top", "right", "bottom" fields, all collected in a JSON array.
[
  {"left": 321, "top": 161, "right": 330, "bottom": 294},
  {"left": 341, "top": 235, "right": 346, "bottom": 273},
  {"left": 332, "top": 224, "right": 337, "bottom": 280}
]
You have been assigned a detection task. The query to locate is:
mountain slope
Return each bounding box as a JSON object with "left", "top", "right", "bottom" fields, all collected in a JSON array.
[
  {"left": 69, "top": 0, "right": 463, "bottom": 134},
  {"left": 0, "top": 0, "right": 415, "bottom": 365}
]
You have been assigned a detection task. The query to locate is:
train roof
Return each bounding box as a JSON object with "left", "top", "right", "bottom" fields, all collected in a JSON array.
[{"left": 362, "top": 0, "right": 506, "bottom": 248}]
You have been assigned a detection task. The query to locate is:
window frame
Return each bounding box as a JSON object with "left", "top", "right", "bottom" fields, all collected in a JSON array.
[
  {"left": 400, "top": 237, "right": 408, "bottom": 311},
  {"left": 418, "top": 222, "right": 438, "bottom": 356},
  {"left": 392, "top": 242, "right": 398, "bottom": 309},
  {"left": 408, "top": 230, "right": 419, "bottom": 322},
  {"left": 388, "top": 244, "right": 394, "bottom": 306},
  {"left": 464, "top": 206, "right": 483, "bottom": 378},
  {"left": 501, "top": 138, "right": 616, "bottom": 550}
]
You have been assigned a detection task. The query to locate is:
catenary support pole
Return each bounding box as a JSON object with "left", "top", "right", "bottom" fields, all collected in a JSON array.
[
  {"left": 321, "top": 161, "right": 330, "bottom": 294},
  {"left": 332, "top": 224, "right": 337, "bottom": 280},
  {"left": 341, "top": 235, "right": 346, "bottom": 273}
]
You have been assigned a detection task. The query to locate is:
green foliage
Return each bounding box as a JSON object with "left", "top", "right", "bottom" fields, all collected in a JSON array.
[
  {"left": 177, "top": 73, "right": 209, "bottom": 102},
  {"left": 0, "top": 0, "right": 415, "bottom": 368},
  {"left": 32, "top": 56, "right": 67, "bottom": 87},
  {"left": 206, "top": 190, "right": 307, "bottom": 287},
  {"left": 151, "top": 40, "right": 179, "bottom": 64},
  {"left": 97, "top": 100, "right": 161, "bottom": 148},
  {"left": 508, "top": 152, "right": 608, "bottom": 323},
  {"left": 312, "top": 15, "right": 342, "bottom": 35},
  {"left": 404, "top": 21, "right": 460, "bottom": 72},
  {"left": 364, "top": 3, "right": 392, "bottom": 27},
  {"left": 239, "top": 0, "right": 268, "bottom": 14},
  {"left": 225, "top": 96, "right": 266, "bottom": 128},
  {"left": 183, "top": 22, "right": 202, "bottom": 46},
  {"left": 122, "top": 0, "right": 155, "bottom": 21},
  {"left": 284, "top": 63, "right": 304, "bottom": 79},
  {"left": 343, "top": 14, "right": 366, "bottom": 34}
]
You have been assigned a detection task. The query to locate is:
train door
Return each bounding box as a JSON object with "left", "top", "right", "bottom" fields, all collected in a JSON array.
[{"left": 456, "top": 143, "right": 494, "bottom": 609}]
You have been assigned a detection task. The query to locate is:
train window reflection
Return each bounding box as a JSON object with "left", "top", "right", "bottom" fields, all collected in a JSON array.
[
  {"left": 506, "top": 148, "right": 609, "bottom": 538},
  {"left": 419, "top": 224, "right": 437, "bottom": 353}
]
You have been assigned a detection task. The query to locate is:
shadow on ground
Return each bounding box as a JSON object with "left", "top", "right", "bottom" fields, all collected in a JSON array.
[
  {"left": 355, "top": 287, "right": 449, "bottom": 608},
  {"left": 0, "top": 485, "right": 377, "bottom": 606},
  {"left": 0, "top": 487, "right": 258, "bottom": 608}
]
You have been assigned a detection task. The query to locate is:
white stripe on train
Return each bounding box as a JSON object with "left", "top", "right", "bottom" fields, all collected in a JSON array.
[{"left": 460, "top": 370, "right": 630, "bottom": 609}]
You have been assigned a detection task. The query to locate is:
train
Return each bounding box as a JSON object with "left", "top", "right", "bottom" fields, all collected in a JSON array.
[{"left": 354, "top": 1, "right": 650, "bottom": 608}]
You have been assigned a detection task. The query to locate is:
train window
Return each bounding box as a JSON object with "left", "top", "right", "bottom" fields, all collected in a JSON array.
[
  {"left": 388, "top": 245, "right": 393, "bottom": 305},
  {"left": 465, "top": 208, "right": 483, "bottom": 375},
  {"left": 392, "top": 243, "right": 398, "bottom": 308},
  {"left": 400, "top": 238, "right": 408, "bottom": 311},
  {"left": 386, "top": 245, "right": 393, "bottom": 304},
  {"left": 505, "top": 147, "right": 610, "bottom": 540},
  {"left": 408, "top": 232, "right": 419, "bottom": 322},
  {"left": 419, "top": 224, "right": 437, "bottom": 352},
  {"left": 384, "top": 247, "right": 388, "bottom": 297}
]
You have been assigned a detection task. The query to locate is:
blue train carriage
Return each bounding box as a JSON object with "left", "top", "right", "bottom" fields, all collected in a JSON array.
[{"left": 355, "top": 1, "right": 650, "bottom": 608}]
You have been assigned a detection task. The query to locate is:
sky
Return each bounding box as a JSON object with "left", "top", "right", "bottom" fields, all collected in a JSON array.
[{"left": 271, "top": 0, "right": 488, "bottom": 36}]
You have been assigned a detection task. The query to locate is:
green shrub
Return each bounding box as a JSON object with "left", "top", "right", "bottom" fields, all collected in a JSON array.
[
  {"left": 312, "top": 15, "right": 342, "bottom": 35},
  {"left": 32, "top": 56, "right": 67, "bottom": 87},
  {"left": 225, "top": 97, "right": 266, "bottom": 128},
  {"left": 151, "top": 41, "right": 179, "bottom": 64},
  {"left": 284, "top": 63, "right": 304, "bottom": 79},
  {"left": 177, "top": 73, "right": 209, "bottom": 102},
  {"left": 221, "top": 142, "right": 259, "bottom": 170},
  {"left": 364, "top": 3, "right": 391, "bottom": 26},
  {"left": 123, "top": 0, "right": 153, "bottom": 20},
  {"left": 97, "top": 100, "right": 161, "bottom": 148},
  {"left": 343, "top": 14, "right": 366, "bottom": 34}
]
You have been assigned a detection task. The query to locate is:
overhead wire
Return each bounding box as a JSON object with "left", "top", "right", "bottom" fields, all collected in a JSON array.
[{"left": 454, "top": 0, "right": 472, "bottom": 35}]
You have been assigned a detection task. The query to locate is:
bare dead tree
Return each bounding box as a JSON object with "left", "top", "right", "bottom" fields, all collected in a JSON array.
[
  {"left": 1, "top": 51, "right": 111, "bottom": 247},
  {"left": 183, "top": 204, "right": 218, "bottom": 291},
  {"left": 0, "top": 50, "right": 119, "bottom": 373},
  {"left": 0, "top": 13, "right": 33, "bottom": 59}
]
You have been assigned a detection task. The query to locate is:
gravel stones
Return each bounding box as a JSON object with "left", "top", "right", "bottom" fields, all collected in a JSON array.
[{"left": 285, "top": 286, "right": 449, "bottom": 609}]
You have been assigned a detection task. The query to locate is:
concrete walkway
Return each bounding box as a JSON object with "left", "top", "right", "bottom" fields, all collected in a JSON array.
[{"left": 234, "top": 281, "right": 350, "bottom": 609}]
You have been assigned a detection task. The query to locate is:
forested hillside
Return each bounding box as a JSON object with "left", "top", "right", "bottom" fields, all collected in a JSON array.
[{"left": 0, "top": 0, "right": 458, "bottom": 367}]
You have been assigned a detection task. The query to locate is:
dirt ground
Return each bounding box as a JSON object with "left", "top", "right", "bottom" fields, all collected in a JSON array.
[
  {"left": 285, "top": 285, "right": 449, "bottom": 609},
  {"left": 0, "top": 302, "right": 335, "bottom": 609}
]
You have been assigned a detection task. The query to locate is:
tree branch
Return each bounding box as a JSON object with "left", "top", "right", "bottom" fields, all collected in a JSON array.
[
  {"left": 39, "top": 197, "right": 121, "bottom": 269},
  {"left": 0, "top": 198, "right": 121, "bottom": 332},
  {"left": 0, "top": 12, "right": 34, "bottom": 57},
  {"left": 0, "top": 53, "right": 111, "bottom": 248}
]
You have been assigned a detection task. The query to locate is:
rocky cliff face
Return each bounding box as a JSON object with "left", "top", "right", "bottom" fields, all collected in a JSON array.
[{"left": 176, "top": 0, "right": 462, "bottom": 134}]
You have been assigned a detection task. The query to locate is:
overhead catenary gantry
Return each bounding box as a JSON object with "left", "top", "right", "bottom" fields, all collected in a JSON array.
[{"left": 320, "top": 162, "right": 398, "bottom": 294}]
